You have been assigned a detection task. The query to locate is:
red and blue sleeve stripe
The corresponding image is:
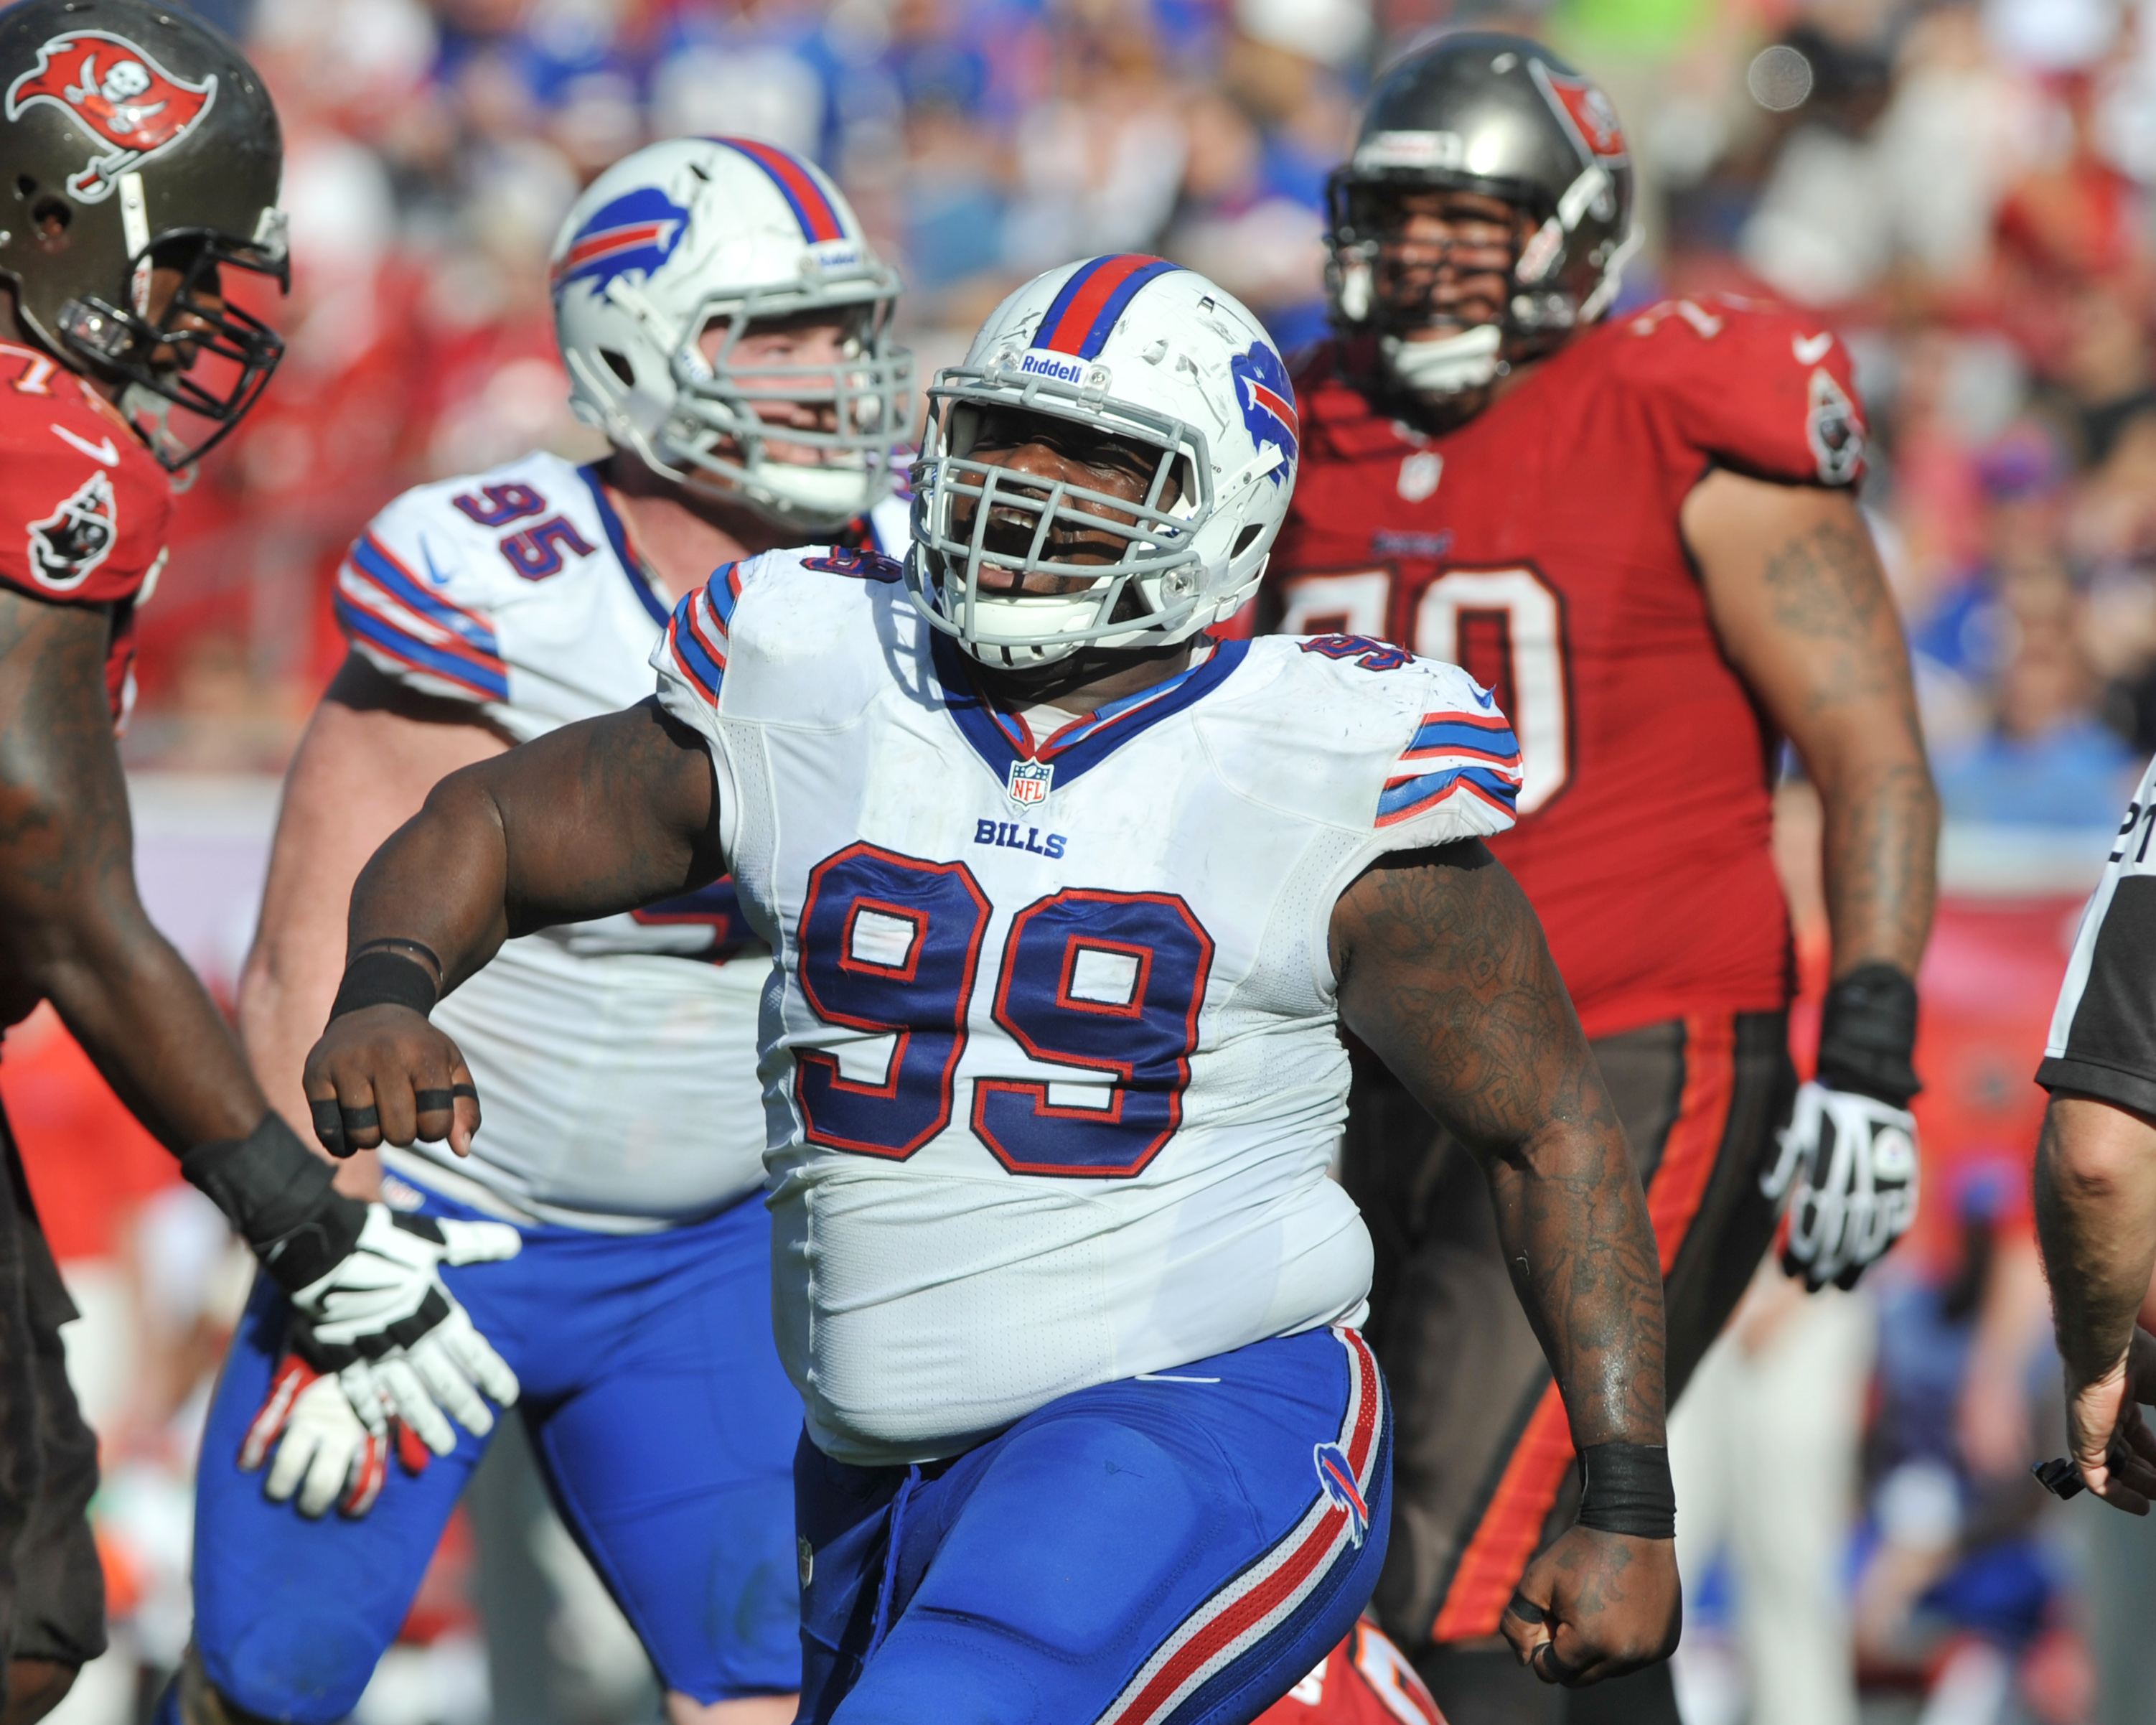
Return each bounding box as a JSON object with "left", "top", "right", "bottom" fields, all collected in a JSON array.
[
  {"left": 1401, "top": 710, "right": 1519, "bottom": 768},
  {"left": 1376, "top": 707, "right": 1523, "bottom": 827},
  {"left": 334, "top": 535, "right": 508, "bottom": 703},
  {"left": 1035, "top": 256, "right": 1183, "bottom": 360},
  {"left": 663, "top": 571, "right": 733, "bottom": 706},
  {"left": 1376, "top": 766, "right": 1520, "bottom": 826},
  {"left": 710, "top": 137, "right": 845, "bottom": 243}
]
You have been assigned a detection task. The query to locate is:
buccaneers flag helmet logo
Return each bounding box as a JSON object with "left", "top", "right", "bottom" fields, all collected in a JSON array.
[{"left": 5, "top": 32, "right": 217, "bottom": 204}]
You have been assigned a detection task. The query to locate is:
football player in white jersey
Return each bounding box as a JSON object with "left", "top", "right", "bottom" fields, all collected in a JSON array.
[
  {"left": 298, "top": 255, "right": 1679, "bottom": 1722},
  {"left": 172, "top": 139, "right": 909, "bottom": 1725}
]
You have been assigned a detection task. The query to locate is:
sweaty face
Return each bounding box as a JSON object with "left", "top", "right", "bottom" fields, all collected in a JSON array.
[
  {"left": 698, "top": 306, "right": 861, "bottom": 467},
  {"left": 1367, "top": 188, "right": 1526, "bottom": 340},
  {"left": 954, "top": 406, "right": 1183, "bottom": 598}
]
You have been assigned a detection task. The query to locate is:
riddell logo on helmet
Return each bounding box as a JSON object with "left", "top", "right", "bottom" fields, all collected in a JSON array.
[
  {"left": 1017, "top": 350, "right": 1088, "bottom": 383},
  {"left": 6, "top": 32, "right": 217, "bottom": 203}
]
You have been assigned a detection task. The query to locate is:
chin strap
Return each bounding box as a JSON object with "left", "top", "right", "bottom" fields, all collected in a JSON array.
[{"left": 1379, "top": 324, "right": 1504, "bottom": 396}]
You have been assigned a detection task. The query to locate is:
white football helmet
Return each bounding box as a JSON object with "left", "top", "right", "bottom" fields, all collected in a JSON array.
[
  {"left": 550, "top": 136, "right": 910, "bottom": 530},
  {"left": 909, "top": 256, "right": 1297, "bottom": 668}
]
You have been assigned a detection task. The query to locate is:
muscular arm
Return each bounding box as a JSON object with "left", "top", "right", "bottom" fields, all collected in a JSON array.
[
  {"left": 1331, "top": 841, "right": 1677, "bottom": 1678},
  {"left": 303, "top": 696, "right": 722, "bottom": 1153},
  {"left": 1686, "top": 473, "right": 1937, "bottom": 978},
  {"left": 239, "top": 655, "right": 507, "bottom": 1158},
  {"left": 1331, "top": 841, "right": 1664, "bottom": 1446},
  {"left": 0, "top": 588, "right": 265, "bottom": 1147}
]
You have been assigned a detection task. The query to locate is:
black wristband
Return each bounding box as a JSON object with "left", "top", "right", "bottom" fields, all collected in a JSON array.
[
  {"left": 179, "top": 1112, "right": 364, "bottom": 1294},
  {"left": 327, "top": 950, "right": 438, "bottom": 1024},
  {"left": 1817, "top": 961, "right": 1921, "bottom": 1107},
  {"left": 1576, "top": 1441, "right": 1676, "bottom": 1540}
]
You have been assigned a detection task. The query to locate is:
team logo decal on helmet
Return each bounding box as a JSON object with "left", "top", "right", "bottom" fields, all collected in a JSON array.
[
  {"left": 27, "top": 469, "right": 116, "bottom": 591},
  {"left": 1230, "top": 345, "right": 1298, "bottom": 481},
  {"left": 6, "top": 32, "right": 215, "bottom": 202},
  {"left": 1533, "top": 63, "right": 1628, "bottom": 164},
  {"left": 550, "top": 186, "right": 690, "bottom": 298}
]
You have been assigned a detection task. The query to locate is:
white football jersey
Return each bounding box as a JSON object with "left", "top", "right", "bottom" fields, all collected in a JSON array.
[
  {"left": 651, "top": 553, "right": 1522, "bottom": 1463},
  {"left": 336, "top": 449, "right": 909, "bottom": 1229}
]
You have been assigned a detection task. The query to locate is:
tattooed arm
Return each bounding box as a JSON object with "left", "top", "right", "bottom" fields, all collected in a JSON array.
[
  {"left": 300, "top": 697, "right": 723, "bottom": 1154},
  {"left": 1333, "top": 842, "right": 1679, "bottom": 1683},
  {"left": 0, "top": 589, "right": 268, "bottom": 1147},
  {"left": 1684, "top": 472, "right": 1937, "bottom": 976}
]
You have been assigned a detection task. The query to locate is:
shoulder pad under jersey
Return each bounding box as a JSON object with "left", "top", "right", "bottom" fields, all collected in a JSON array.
[
  {"left": 1200, "top": 633, "right": 1522, "bottom": 848},
  {"left": 335, "top": 452, "right": 642, "bottom": 718},
  {"left": 1611, "top": 294, "right": 1867, "bottom": 488},
  {"left": 652, "top": 543, "right": 907, "bottom": 742},
  {"left": 0, "top": 347, "right": 172, "bottom": 607}
]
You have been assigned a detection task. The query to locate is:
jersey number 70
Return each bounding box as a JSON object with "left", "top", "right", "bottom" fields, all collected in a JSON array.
[
  {"left": 1278, "top": 564, "right": 1572, "bottom": 814},
  {"left": 792, "top": 843, "right": 1214, "bottom": 1179}
]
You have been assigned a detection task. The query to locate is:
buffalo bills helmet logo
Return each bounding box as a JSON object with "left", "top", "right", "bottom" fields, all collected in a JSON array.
[
  {"left": 1313, "top": 1441, "right": 1370, "bottom": 1547},
  {"left": 551, "top": 185, "right": 690, "bottom": 299},
  {"left": 6, "top": 32, "right": 217, "bottom": 203},
  {"left": 1230, "top": 345, "right": 1298, "bottom": 485}
]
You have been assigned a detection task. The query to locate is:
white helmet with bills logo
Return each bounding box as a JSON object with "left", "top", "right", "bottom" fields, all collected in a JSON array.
[
  {"left": 909, "top": 254, "right": 1298, "bottom": 667},
  {"left": 550, "top": 136, "right": 910, "bottom": 530}
]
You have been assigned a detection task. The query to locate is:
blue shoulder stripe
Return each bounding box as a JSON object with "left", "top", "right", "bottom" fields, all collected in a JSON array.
[
  {"left": 1376, "top": 765, "right": 1520, "bottom": 825},
  {"left": 337, "top": 592, "right": 510, "bottom": 702},
  {"left": 348, "top": 536, "right": 500, "bottom": 653}
]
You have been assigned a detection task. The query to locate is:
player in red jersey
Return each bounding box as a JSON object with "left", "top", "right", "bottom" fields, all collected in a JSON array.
[
  {"left": 0, "top": 7, "right": 519, "bottom": 1720},
  {"left": 1259, "top": 1620, "right": 1448, "bottom": 1725},
  {"left": 1262, "top": 32, "right": 1939, "bottom": 1724}
]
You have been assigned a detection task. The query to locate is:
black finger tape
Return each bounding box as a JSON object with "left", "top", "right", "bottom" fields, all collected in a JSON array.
[
  {"left": 1504, "top": 1593, "right": 1547, "bottom": 1626},
  {"left": 413, "top": 1090, "right": 453, "bottom": 1114},
  {"left": 309, "top": 1099, "right": 349, "bottom": 1156},
  {"left": 339, "top": 1104, "right": 380, "bottom": 1134},
  {"left": 2033, "top": 1457, "right": 2086, "bottom": 1500},
  {"left": 1534, "top": 1640, "right": 1581, "bottom": 1684}
]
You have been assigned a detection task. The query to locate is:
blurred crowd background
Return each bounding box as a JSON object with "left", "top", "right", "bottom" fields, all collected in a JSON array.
[{"left": 18, "top": 0, "right": 2156, "bottom": 1721}]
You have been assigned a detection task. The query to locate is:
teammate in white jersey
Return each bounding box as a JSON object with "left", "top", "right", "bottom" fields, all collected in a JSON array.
[
  {"left": 299, "top": 256, "right": 1679, "bottom": 1721},
  {"left": 174, "top": 139, "right": 909, "bottom": 1725}
]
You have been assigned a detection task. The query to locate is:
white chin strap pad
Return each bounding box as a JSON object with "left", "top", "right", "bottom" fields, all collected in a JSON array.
[{"left": 1381, "top": 324, "right": 1504, "bottom": 396}]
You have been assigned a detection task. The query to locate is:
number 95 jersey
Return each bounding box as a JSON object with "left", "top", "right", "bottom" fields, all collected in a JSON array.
[{"left": 652, "top": 553, "right": 1522, "bottom": 1467}]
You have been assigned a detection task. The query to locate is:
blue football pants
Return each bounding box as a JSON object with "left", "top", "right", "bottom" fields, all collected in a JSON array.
[
  {"left": 191, "top": 1182, "right": 801, "bottom": 1722},
  {"left": 796, "top": 1324, "right": 1390, "bottom": 1725}
]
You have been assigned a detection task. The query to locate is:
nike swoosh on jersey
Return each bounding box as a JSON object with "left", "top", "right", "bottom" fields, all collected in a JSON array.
[
  {"left": 50, "top": 424, "right": 118, "bottom": 466},
  {"left": 1791, "top": 332, "right": 1834, "bottom": 365}
]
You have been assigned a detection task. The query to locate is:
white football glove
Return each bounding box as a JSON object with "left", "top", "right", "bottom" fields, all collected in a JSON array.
[
  {"left": 239, "top": 1352, "right": 431, "bottom": 1518},
  {"left": 287, "top": 1205, "right": 522, "bottom": 1456},
  {"left": 1762, "top": 1079, "right": 1919, "bottom": 1291}
]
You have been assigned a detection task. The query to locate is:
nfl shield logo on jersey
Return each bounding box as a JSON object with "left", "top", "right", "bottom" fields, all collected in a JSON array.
[
  {"left": 1008, "top": 759, "right": 1053, "bottom": 806},
  {"left": 1313, "top": 1441, "right": 1370, "bottom": 1547}
]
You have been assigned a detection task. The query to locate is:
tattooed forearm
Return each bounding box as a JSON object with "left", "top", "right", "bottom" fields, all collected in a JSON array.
[
  {"left": 349, "top": 697, "right": 723, "bottom": 991},
  {"left": 1691, "top": 477, "right": 1939, "bottom": 977},
  {"left": 1820, "top": 754, "right": 1936, "bottom": 976},
  {"left": 1334, "top": 846, "right": 1669, "bottom": 1444}
]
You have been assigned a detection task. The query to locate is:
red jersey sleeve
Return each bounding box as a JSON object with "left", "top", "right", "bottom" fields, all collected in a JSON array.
[
  {"left": 1618, "top": 296, "right": 1868, "bottom": 490},
  {"left": 0, "top": 360, "right": 172, "bottom": 607}
]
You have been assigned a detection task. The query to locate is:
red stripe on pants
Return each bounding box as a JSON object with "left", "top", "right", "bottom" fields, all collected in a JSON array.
[{"left": 1428, "top": 1014, "right": 1737, "bottom": 1642}]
